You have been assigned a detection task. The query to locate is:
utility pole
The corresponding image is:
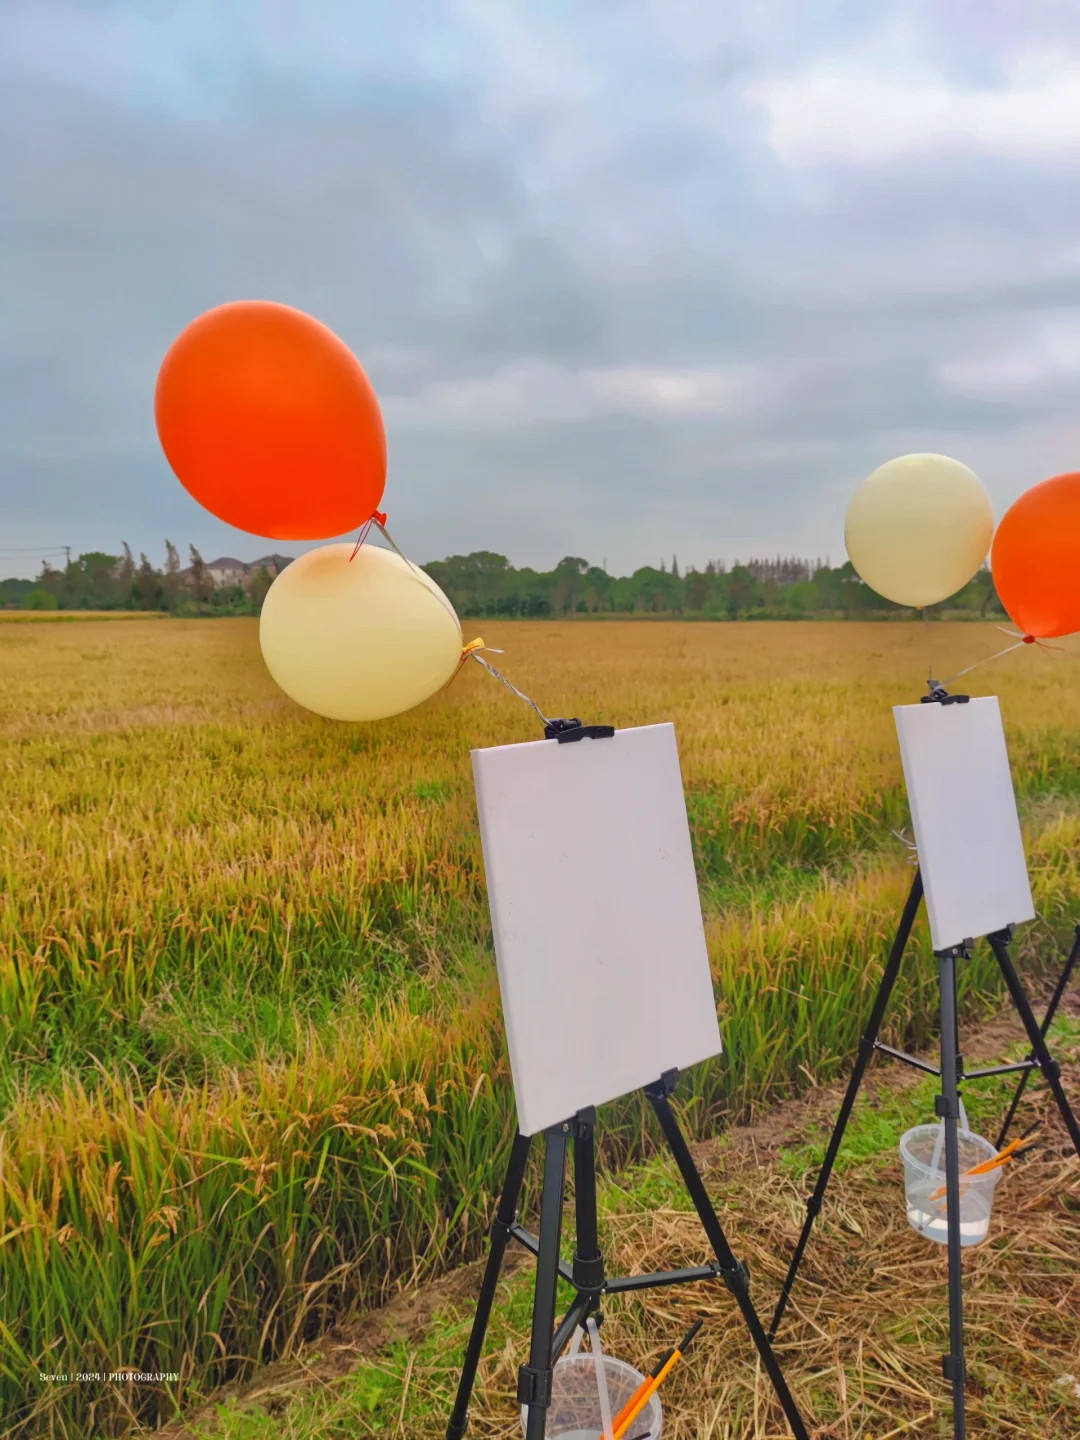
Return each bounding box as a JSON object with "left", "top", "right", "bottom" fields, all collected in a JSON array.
[{"left": 63, "top": 546, "right": 71, "bottom": 568}]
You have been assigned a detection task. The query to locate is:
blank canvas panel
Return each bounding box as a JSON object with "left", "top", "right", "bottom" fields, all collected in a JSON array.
[
  {"left": 893, "top": 697, "right": 1034, "bottom": 952},
  {"left": 472, "top": 723, "right": 722, "bottom": 1136}
]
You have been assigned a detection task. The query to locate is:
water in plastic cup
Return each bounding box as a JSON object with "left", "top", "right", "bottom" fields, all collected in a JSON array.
[{"left": 899, "top": 1124, "right": 1003, "bottom": 1247}]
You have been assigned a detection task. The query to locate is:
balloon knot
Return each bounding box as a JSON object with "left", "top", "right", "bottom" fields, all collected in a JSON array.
[
  {"left": 1023, "top": 634, "right": 1036, "bottom": 644},
  {"left": 349, "top": 512, "right": 386, "bottom": 562}
]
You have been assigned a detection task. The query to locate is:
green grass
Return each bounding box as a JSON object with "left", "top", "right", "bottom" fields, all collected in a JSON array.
[{"left": 779, "top": 1013, "right": 1080, "bottom": 1185}]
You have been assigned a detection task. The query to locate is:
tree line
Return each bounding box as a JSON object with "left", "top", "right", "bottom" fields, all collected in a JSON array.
[
  {"left": 421, "top": 552, "right": 1005, "bottom": 619},
  {"left": 0, "top": 545, "right": 275, "bottom": 614},
  {"left": 1, "top": 545, "right": 1005, "bottom": 619}
]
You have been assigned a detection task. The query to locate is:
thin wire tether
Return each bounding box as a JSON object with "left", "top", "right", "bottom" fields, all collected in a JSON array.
[
  {"left": 349, "top": 513, "right": 461, "bottom": 628},
  {"left": 467, "top": 651, "right": 554, "bottom": 729},
  {"left": 350, "top": 514, "right": 422, "bottom": 579},
  {"left": 349, "top": 517, "right": 556, "bottom": 730},
  {"left": 940, "top": 624, "right": 1069, "bottom": 687},
  {"left": 374, "top": 519, "right": 420, "bottom": 574},
  {"left": 349, "top": 518, "right": 555, "bottom": 731},
  {"left": 941, "top": 639, "right": 1028, "bottom": 687}
]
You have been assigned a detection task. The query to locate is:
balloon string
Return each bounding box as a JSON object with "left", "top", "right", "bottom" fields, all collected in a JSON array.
[
  {"left": 451, "top": 643, "right": 554, "bottom": 727},
  {"left": 374, "top": 519, "right": 461, "bottom": 626},
  {"left": 941, "top": 641, "right": 1028, "bottom": 686},
  {"left": 375, "top": 519, "right": 420, "bottom": 575},
  {"left": 347, "top": 512, "right": 421, "bottom": 577},
  {"left": 349, "top": 512, "right": 415, "bottom": 572},
  {"left": 940, "top": 627, "right": 1068, "bottom": 687},
  {"left": 349, "top": 512, "right": 462, "bottom": 630},
  {"left": 993, "top": 625, "right": 1068, "bottom": 657},
  {"left": 348, "top": 511, "right": 387, "bottom": 561}
]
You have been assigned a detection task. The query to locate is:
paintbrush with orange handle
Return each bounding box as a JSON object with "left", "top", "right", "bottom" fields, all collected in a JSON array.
[
  {"left": 611, "top": 1319, "right": 702, "bottom": 1440},
  {"left": 928, "top": 1135, "right": 1028, "bottom": 1201},
  {"left": 928, "top": 1127, "right": 1040, "bottom": 1202}
]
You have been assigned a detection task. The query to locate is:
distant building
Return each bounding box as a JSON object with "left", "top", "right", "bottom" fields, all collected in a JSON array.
[
  {"left": 205, "top": 557, "right": 249, "bottom": 587},
  {"left": 179, "top": 555, "right": 294, "bottom": 587},
  {"left": 249, "top": 554, "right": 293, "bottom": 579}
]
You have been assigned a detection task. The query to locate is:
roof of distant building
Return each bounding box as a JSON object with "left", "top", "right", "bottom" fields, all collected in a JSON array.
[{"left": 175, "top": 554, "right": 296, "bottom": 582}]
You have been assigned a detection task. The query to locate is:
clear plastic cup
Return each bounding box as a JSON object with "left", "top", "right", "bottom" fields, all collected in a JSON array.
[
  {"left": 899, "top": 1124, "right": 1002, "bottom": 1247},
  {"left": 519, "top": 1353, "right": 662, "bottom": 1439}
]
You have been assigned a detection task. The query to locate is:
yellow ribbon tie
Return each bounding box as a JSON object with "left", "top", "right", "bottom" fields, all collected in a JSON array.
[{"left": 447, "top": 637, "right": 487, "bottom": 687}]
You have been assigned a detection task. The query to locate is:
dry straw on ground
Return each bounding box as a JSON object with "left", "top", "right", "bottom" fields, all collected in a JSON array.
[{"left": 162, "top": 1006, "right": 1080, "bottom": 1440}]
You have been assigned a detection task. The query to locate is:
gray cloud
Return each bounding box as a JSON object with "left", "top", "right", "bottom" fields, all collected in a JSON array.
[{"left": 3, "top": 1, "right": 1080, "bottom": 579}]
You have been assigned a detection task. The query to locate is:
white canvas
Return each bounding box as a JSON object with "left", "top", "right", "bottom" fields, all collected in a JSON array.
[
  {"left": 471, "top": 722, "right": 722, "bottom": 1136},
  {"left": 893, "top": 697, "right": 1035, "bottom": 951}
]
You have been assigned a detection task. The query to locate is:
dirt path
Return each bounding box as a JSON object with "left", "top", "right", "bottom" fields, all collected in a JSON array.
[{"left": 154, "top": 991, "right": 1080, "bottom": 1438}]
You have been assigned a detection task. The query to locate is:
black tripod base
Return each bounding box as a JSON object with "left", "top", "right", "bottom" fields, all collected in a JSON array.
[
  {"left": 446, "top": 1073, "right": 810, "bottom": 1440},
  {"left": 768, "top": 872, "right": 1080, "bottom": 1440}
]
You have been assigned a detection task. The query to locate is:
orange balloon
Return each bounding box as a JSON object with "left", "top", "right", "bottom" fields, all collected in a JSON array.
[
  {"left": 991, "top": 471, "right": 1080, "bottom": 638},
  {"left": 155, "top": 301, "right": 386, "bottom": 540}
]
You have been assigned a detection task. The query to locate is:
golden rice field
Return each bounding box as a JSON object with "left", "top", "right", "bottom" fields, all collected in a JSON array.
[
  {"left": 2, "top": 617, "right": 1079, "bottom": 1437},
  {"left": 0, "top": 610, "right": 167, "bottom": 623}
]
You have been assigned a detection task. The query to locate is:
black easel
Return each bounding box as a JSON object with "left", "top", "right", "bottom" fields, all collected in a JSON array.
[
  {"left": 996, "top": 924, "right": 1080, "bottom": 1149},
  {"left": 767, "top": 684, "right": 1080, "bottom": 1440},
  {"left": 446, "top": 714, "right": 809, "bottom": 1437},
  {"left": 446, "top": 1071, "right": 810, "bottom": 1440}
]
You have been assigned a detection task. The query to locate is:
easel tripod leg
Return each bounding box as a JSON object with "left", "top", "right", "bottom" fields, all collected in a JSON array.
[
  {"left": 938, "top": 946, "right": 967, "bottom": 1440},
  {"left": 646, "top": 1083, "right": 811, "bottom": 1440},
  {"left": 997, "top": 927, "right": 1080, "bottom": 1149},
  {"left": 446, "top": 1131, "right": 532, "bottom": 1440},
  {"left": 769, "top": 869, "right": 924, "bottom": 1339},
  {"left": 572, "top": 1110, "right": 604, "bottom": 1292},
  {"left": 522, "top": 1126, "right": 569, "bottom": 1440},
  {"left": 989, "top": 931, "right": 1080, "bottom": 1159}
]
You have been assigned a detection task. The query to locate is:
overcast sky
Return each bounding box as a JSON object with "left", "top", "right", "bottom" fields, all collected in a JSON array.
[{"left": 4, "top": 1, "right": 1080, "bottom": 578}]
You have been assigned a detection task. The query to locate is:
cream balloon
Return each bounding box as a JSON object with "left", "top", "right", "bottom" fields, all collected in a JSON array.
[
  {"left": 844, "top": 453, "right": 994, "bottom": 608},
  {"left": 259, "top": 543, "right": 463, "bottom": 721}
]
